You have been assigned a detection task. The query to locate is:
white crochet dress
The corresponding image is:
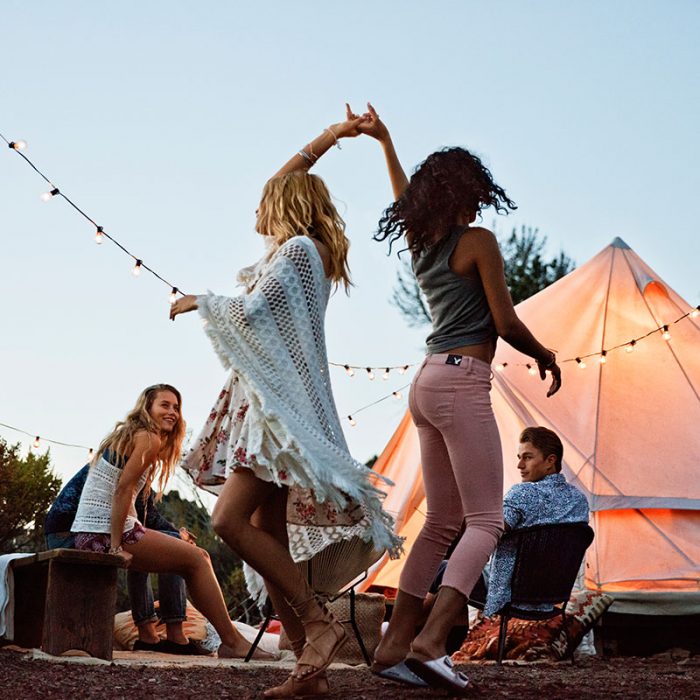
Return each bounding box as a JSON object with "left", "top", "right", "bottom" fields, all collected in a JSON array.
[{"left": 182, "top": 236, "right": 401, "bottom": 598}]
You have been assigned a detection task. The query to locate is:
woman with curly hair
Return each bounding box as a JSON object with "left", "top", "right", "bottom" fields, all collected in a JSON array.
[
  {"left": 170, "top": 112, "right": 402, "bottom": 698},
  {"left": 354, "top": 103, "right": 562, "bottom": 694},
  {"left": 71, "top": 384, "right": 266, "bottom": 658}
]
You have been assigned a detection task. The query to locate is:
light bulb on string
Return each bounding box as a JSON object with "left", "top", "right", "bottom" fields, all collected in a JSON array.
[
  {"left": 9, "top": 140, "right": 27, "bottom": 151},
  {"left": 495, "top": 362, "right": 507, "bottom": 372},
  {"left": 626, "top": 340, "right": 636, "bottom": 353},
  {"left": 95, "top": 226, "right": 104, "bottom": 244},
  {"left": 347, "top": 415, "right": 357, "bottom": 427},
  {"left": 132, "top": 259, "right": 143, "bottom": 276},
  {"left": 691, "top": 306, "right": 700, "bottom": 319},
  {"left": 599, "top": 351, "right": 607, "bottom": 364},
  {"left": 527, "top": 364, "right": 537, "bottom": 376},
  {"left": 392, "top": 391, "right": 403, "bottom": 400},
  {"left": 366, "top": 368, "right": 375, "bottom": 381},
  {"left": 344, "top": 364, "right": 355, "bottom": 377},
  {"left": 170, "top": 287, "right": 178, "bottom": 305},
  {"left": 88, "top": 448, "right": 94, "bottom": 461},
  {"left": 382, "top": 368, "right": 390, "bottom": 381},
  {"left": 40, "top": 187, "right": 59, "bottom": 202},
  {"left": 662, "top": 325, "right": 671, "bottom": 341},
  {"left": 398, "top": 365, "right": 409, "bottom": 374},
  {"left": 33, "top": 436, "right": 40, "bottom": 449},
  {"left": 576, "top": 357, "right": 586, "bottom": 369}
]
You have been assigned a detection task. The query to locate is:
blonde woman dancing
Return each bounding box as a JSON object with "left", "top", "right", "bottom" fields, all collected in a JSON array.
[{"left": 171, "top": 111, "right": 401, "bottom": 698}]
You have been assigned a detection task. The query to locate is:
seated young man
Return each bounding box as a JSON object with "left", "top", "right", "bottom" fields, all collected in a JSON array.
[
  {"left": 482, "top": 426, "right": 589, "bottom": 617},
  {"left": 45, "top": 464, "right": 199, "bottom": 654}
]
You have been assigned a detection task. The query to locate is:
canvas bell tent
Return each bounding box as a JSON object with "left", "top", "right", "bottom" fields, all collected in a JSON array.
[{"left": 362, "top": 238, "right": 700, "bottom": 615}]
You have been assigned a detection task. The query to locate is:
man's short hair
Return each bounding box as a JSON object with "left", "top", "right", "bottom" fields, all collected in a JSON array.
[{"left": 519, "top": 426, "right": 563, "bottom": 472}]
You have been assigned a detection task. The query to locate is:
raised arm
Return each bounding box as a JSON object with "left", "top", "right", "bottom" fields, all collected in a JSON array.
[
  {"left": 352, "top": 102, "right": 409, "bottom": 200},
  {"left": 470, "top": 228, "right": 562, "bottom": 397},
  {"left": 271, "top": 111, "right": 368, "bottom": 180}
]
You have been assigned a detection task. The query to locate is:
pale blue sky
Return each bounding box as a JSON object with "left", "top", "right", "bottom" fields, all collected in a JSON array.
[{"left": 2, "top": 1, "right": 698, "bottom": 486}]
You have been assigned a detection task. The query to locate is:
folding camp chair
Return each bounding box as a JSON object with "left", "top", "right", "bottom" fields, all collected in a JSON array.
[
  {"left": 244, "top": 536, "right": 385, "bottom": 665},
  {"left": 474, "top": 522, "right": 594, "bottom": 664}
]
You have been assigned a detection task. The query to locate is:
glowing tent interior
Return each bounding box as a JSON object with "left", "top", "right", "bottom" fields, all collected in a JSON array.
[{"left": 361, "top": 238, "right": 700, "bottom": 615}]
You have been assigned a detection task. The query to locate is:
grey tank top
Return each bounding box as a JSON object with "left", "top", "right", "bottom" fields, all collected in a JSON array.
[{"left": 412, "top": 225, "right": 496, "bottom": 354}]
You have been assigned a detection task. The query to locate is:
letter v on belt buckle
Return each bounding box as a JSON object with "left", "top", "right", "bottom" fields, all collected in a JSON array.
[{"left": 445, "top": 354, "right": 463, "bottom": 366}]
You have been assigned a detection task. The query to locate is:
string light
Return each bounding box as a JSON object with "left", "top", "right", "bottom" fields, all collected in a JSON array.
[
  {"left": 1, "top": 131, "right": 185, "bottom": 302},
  {"left": 344, "top": 364, "right": 355, "bottom": 377},
  {"left": 662, "top": 325, "right": 671, "bottom": 341},
  {"left": 527, "top": 364, "right": 537, "bottom": 376},
  {"left": 392, "top": 391, "right": 402, "bottom": 399},
  {"left": 599, "top": 351, "right": 607, "bottom": 364},
  {"left": 347, "top": 415, "right": 357, "bottom": 427},
  {"left": 132, "top": 259, "right": 143, "bottom": 276},
  {"left": 40, "top": 187, "right": 59, "bottom": 202},
  {"left": 626, "top": 340, "right": 636, "bottom": 353},
  {"left": 576, "top": 357, "right": 586, "bottom": 369},
  {"left": 0, "top": 419, "right": 94, "bottom": 460},
  {"left": 366, "top": 368, "right": 375, "bottom": 381},
  {"left": 398, "top": 365, "right": 409, "bottom": 374},
  {"left": 88, "top": 448, "right": 94, "bottom": 460},
  {"left": 170, "top": 287, "right": 178, "bottom": 305},
  {"left": 382, "top": 368, "right": 391, "bottom": 380},
  {"left": 495, "top": 362, "right": 507, "bottom": 372},
  {"left": 691, "top": 306, "right": 700, "bottom": 319}
]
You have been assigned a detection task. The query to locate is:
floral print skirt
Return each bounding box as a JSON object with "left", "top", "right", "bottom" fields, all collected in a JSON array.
[{"left": 183, "top": 371, "right": 368, "bottom": 537}]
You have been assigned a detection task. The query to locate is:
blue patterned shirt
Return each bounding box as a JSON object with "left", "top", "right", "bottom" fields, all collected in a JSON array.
[{"left": 483, "top": 473, "right": 589, "bottom": 617}]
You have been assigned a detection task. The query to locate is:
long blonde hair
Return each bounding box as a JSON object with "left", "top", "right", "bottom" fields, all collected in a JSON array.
[
  {"left": 256, "top": 171, "right": 352, "bottom": 290},
  {"left": 92, "top": 384, "right": 186, "bottom": 500}
]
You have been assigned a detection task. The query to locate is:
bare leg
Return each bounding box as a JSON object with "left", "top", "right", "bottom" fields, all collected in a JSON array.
[
  {"left": 372, "top": 589, "right": 424, "bottom": 668},
  {"left": 409, "top": 586, "right": 467, "bottom": 661},
  {"left": 250, "top": 486, "right": 305, "bottom": 647},
  {"left": 212, "top": 469, "right": 346, "bottom": 680},
  {"left": 124, "top": 530, "right": 266, "bottom": 658}
]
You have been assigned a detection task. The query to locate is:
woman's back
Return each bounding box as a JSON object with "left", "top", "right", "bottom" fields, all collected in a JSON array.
[{"left": 413, "top": 225, "right": 496, "bottom": 355}]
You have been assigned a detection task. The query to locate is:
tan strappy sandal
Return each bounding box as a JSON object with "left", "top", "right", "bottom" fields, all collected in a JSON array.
[{"left": 264, "top": 633, "right": 330, "bottom": 698}]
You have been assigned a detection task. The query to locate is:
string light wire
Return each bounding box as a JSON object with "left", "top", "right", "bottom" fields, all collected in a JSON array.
[{"left": 1, "top": 131, "right": 185, "bottom": 296}]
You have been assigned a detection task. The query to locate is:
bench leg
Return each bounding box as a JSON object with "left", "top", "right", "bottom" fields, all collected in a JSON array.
[
  {"left": 42, "top": 560, "right": 118, "bottom": 660},
  {"left": 11, "top": 563, "right": 48, "bottom": 649}
]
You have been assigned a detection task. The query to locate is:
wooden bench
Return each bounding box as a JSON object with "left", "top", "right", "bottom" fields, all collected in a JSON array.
[{"left": 9, "top": 549, "right": 126, "bottom": 660}]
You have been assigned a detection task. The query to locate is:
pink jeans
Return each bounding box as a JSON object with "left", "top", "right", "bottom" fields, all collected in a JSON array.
[{"left": 399, "top": 354, "right": 504, "bottom": 600}]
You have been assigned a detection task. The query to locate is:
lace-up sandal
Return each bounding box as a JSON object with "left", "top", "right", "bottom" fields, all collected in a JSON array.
[
  {"left": 263, "top": 634, "right": 330, "bottom": 698},
  {"left": 263, "top": 674, "right": 330, "bottom": 699},
  {"left": 287, "top": 595, "right": 347, "bottom": 682}
]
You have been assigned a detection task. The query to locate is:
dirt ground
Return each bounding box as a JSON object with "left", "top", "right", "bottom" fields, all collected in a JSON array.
[{"left": 0, "top": 647, "right": 698, "bottom": 700}]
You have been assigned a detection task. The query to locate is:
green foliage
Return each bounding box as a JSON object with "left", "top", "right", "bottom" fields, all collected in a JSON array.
[
  {"left": 392, "top": 225, "right": 575, "bottom": 326},
  {"left": 500, "top": 226, "right": 575, "bottom": 305},
  {"left": 0, "top": 438, "right": 62, "bottom": 553}
]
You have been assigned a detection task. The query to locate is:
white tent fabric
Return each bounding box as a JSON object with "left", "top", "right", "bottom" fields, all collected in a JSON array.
[{"left": 361, "top": 239, "right": 700, "bottom": 614}]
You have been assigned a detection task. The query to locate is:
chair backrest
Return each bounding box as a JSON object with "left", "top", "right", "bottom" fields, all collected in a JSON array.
[
  {"left": 296, "top": 536, "right": 385, "bottom": 598},
  {"left": 507, "top": 522, "right": 594, "bottom": 606}
]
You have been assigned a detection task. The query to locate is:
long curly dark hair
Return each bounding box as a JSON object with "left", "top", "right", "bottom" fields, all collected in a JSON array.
[{"left": 374, "top": 147, "right": 517, "bottom": 255}]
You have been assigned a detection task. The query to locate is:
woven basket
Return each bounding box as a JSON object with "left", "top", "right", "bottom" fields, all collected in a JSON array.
[{"left": 280, "top": 592, "right": 385, "bottom": 665}]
